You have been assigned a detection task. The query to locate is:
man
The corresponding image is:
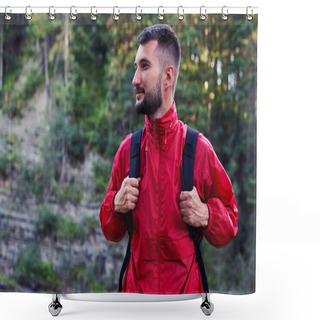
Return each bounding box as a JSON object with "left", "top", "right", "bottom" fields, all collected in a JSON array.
[{"left": 100, "top": 24, "right": 238, "bottom": 294}]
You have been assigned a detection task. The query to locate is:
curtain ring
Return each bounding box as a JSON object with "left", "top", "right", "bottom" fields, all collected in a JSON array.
[
  {"left": 200, "top": 6, "right": 207, "bottom": 21},
  {"left": 246, "top": 6, "right": 254, "bottom": 21},
  {"left": 157, "top": 6, "right": 164, "bottom": 21},
  {"left": 113, "top": 6, "right": 120, "bottom": 21},
  {"left": 135, "top": 6, "right": 142, "bottom": 21},
  {"left": 5, "top": 6, "right": 12, "bottom": 21},
  {"left": 49, "top": 6, "right": 56, "bottom": 21},
  {"left": 70, "top": 6, "right": 77, "bottom": 21},
  {"left": 221, "top": 6, "right": 228, "bottom": 21},
  {"left": 25, "top": 6, "right": 32, "bottom": 21},
  {"left": 90, "top": 6, "right": 97, "bottom": 21},
  {"left": 177, "top": 6, "right": 184, "bottom": 21}
]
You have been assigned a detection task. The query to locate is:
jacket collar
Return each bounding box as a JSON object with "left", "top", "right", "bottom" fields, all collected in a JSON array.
[{"left": 145, "top": 101, "right": 179, "bottom": 146}]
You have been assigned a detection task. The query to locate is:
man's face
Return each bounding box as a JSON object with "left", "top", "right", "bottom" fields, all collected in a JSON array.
[{"left": 132, "top": 40, "right": 163, "bottom": 117}]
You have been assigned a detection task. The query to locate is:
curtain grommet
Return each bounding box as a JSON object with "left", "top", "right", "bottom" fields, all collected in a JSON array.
[
  {"left": 246, "top": 6, "right": 254, "bottom": 21},
  {"left": 221, "top": 6, "right": 228, "bottom": 21},
  {"left": 48, "top": 6, "right": 56, "bottom": 21},
  {"left": 158, "top": 6, "right": 164, "bottom": 21},
  {"left": 113, "top": 6, "right": 120, "bottom": 21},
  {"left": 200, "top": 6, "right": 207, "bottom": 21},
  {"left": 178, "top": 6, "right": 184, "bottom": 21},
  {"left": 5, "top": 6, "right": 12, "bottom": 21},
  {"left": 90, "top": 6, "right": 98, "bottom": 21},
  {"left": 25, "top": 6, "right": 32, "bottom": 21},
  {"left": 135, "top": 6, "right": 142, "bottom": 21},
  {"left": 70, "top": 6, "right": 77, "bottom": 21}
]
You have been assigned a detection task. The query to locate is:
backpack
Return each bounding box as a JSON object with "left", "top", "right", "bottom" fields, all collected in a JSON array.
[{"left": 118, "top": 126, "right": 208, "bottom": 293}]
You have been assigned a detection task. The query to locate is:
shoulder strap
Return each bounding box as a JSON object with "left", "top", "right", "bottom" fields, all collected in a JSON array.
[
  {"left": 129, "top": 128, "right": 143, "bottom": 178},
  {"left": 118, "top": 128, "right": 143, "bottom": 292},
  {"left": 182, "top": 126, "right": 199, "bottom": 191},
  {"left": 182, "top": 126, "right": 209, "bottom": 293}
]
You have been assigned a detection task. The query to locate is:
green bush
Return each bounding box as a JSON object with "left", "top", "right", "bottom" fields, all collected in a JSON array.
[
  {"left": 57, "top": 183, "right": 83, "bottom": 206},
  {"left": 15, "top": 161, "right": 53, "bottom": 203},
  {"left": 0, "top": 134, "right": 20, "bottom": 179},
  {"left": 35, "top": 205, "right": 59, "bottom": 238},
  {"left": 15, "top": 243, "right": 59, "bottom": 292},
  {"left": 35, "top": 205, "right": 85, "bottom": 243},
  {"left": 91, "top": 158, "right": 111, "bottom": 201},
  {"left": 86, "top": 216, "right": 99, "bottom": 236},
  {"left": 58, "top": 216, "right": 85, "bottom": 243}
]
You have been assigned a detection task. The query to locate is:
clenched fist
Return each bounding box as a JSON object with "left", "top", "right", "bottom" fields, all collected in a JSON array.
[
  {"left": 179, "top": 186, "right": 209, "bottom": 228},
  {"left": 114, "top": 176, "right": 141, "bottom": 214}
]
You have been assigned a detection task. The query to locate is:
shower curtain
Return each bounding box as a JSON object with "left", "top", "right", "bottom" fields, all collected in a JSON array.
[{"left": 0, "top": 10, "right": 257, "bottom": 295}]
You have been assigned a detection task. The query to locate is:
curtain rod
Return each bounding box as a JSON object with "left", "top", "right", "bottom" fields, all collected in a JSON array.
[{"left": 0, "top": 6, "right": 259, "bottom": 16}]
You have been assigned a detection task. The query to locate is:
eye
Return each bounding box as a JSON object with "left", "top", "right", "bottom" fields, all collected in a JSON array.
[{"left": 141, "top": 63, "right": 149, "bottom": 70}]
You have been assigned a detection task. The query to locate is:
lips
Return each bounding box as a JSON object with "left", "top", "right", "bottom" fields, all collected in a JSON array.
[{"left": 135, "top": 87, "right": 145, "bottom": 95}]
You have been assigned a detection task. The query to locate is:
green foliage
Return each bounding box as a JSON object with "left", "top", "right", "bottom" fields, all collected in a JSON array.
[
  {"left": 15, "top": 160, "right": 53, "bottom": 203},
  {"left": 57, "top": 183, "right": 83, "bottom": 206},
  {"left": 15, "top": 243, "right": 59, "bottom": 291},
  {"left": 0, "top": 274, "right": 19, "bottom": 290},
  {"left": 0, "top": 150, "right": 12, "bottom": 179},
  {"left": 0, "top": 134, "right": 21, "bottom": 179},
  {"left": 2, "top": 58, "right": 44, "bottom": 118},
  {"left": 86, "top": 216, "right": 99, "bottom": 236},
  {"left": 35, "top": 205, "right": 85, "bottom": 243},
  {"left": 35, "top": 205, "right": 59, "bottom": 238},
  {"left": 1, "top": 14, "right": 257, "bottom": 293},
  {"left": 91, "top": 158, "right": 112, "bottom": 201},
  {"left": 58, "top": 216, "right": 85, "bottom": 243}
]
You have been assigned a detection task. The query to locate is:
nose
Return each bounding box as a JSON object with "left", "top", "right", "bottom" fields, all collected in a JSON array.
[{"left": 132, "top": 68, "right": 141, "bottom": 87}]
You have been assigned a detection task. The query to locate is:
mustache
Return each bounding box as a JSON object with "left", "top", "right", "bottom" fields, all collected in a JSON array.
[{"left": 135, "top": 86, "right": 145, "bottom": 94}]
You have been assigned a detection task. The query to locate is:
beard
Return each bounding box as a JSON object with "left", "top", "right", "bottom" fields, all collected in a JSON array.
[{"left": 134, "top": 79, "right": 162, "bottom": 117}]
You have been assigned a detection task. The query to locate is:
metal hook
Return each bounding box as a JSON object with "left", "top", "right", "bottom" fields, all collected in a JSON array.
[
  {"left": 221, "top": 6, "right": 228, "bottom": 21},
  {"left": 200, "top": 6, "right": 207, "bottom": 21},
  {"left": 90, "top": 6, "right": 97, "bottom": 21},
  {"left": 158, "top": 6, "right": 164, "bottom": 21},
  {"left": 70, "top": 6, "right": 77, "bottom": 21},
  {"left": 177, "top": 6, "right": 184, "bottom": 21},
  {"left": 113, "top": 6, "right": 120, "bottom": 21},
  {"left": 246, "top": 6, "right": 254, "bottom": 21},
  {"left": 135, "top": 6, "right": 142, "bottom": 21},
  {"left": 25, "top": 6, "right": 32, "bottom": 21},
  {"left": 48, "top": 6, "right": 56, "bottom": 21},
  {"left": 5, "top": 6, "right": 12, "bottom": 21}
]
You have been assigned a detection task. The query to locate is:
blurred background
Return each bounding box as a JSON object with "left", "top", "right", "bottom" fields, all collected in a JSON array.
[{"left": 0, "top": 13, "right": 257, "bottom": 294}]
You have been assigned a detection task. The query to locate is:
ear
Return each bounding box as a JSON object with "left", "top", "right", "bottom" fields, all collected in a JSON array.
[{"left": 163, "top": 65, "right": 174, "bottom": 90}]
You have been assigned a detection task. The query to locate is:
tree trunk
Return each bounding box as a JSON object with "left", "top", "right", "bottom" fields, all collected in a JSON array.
[
  {"left": 64, "top": 16, "right": 70, "bottom": 91},
  {"left": 43, "top": 36, "right": 50, "bottom": 97},
  {"left": 0, "top": 24, "right": 3, "bottom": 93}
]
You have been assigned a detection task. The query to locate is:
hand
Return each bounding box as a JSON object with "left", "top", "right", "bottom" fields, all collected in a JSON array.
[
  {"left": 114, "top": 177, "right": 141, "bottom": 214},
  {"left": 179, "top": 187, "right": 209, "bottom": 228}
]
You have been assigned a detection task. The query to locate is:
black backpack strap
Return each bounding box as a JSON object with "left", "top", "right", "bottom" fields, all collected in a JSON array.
[
  {"left": 129, "top": 128, "right": 143, "bottom": 179},
  {"left": 182, "top": 126, "right": 209, "bottom": 293},
  {"left": 182, "top": 126, "right": 199, "bottom": 192},
  {"left": 118, "top": 128, "right": 143, "bottom": 292}
]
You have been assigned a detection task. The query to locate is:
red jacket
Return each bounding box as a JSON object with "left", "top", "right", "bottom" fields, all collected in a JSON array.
[{"left": 100, "top": 102, "right": 238, "bottom": 294}]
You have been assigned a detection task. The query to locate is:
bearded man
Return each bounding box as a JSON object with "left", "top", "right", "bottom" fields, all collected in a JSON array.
[{"left": 100, "top": 24, "right": 239, "bottom": 294}]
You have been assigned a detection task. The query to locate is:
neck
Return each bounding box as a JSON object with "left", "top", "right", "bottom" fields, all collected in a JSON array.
[{"left": 149, "top": 92, "right": 174, "bottom": 120}]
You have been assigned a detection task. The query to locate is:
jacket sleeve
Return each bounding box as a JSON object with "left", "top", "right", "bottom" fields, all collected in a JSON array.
[
  {"left": 99, "top": 136, "right": 131, "bottom": 243},
  {"left": 194, "top": 134, "right": 239, "bottom": 249}
]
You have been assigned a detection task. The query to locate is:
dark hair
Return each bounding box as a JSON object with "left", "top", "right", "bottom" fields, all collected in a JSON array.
[{"left": 138, "top": 24, "right": 181, "bottom": 93}]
